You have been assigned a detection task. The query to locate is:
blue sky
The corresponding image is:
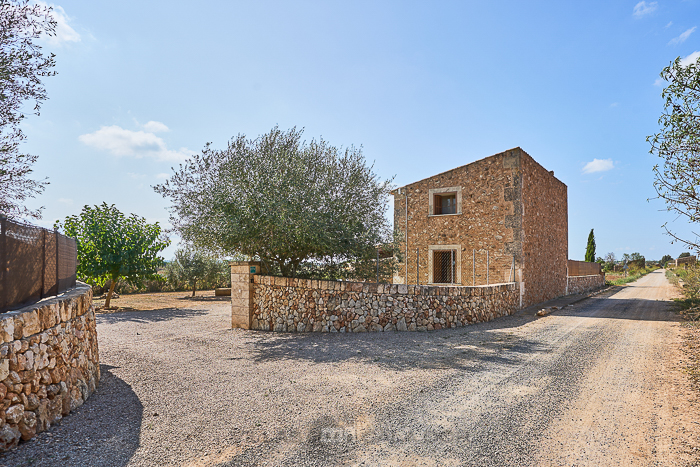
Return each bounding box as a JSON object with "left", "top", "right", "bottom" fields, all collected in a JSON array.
[{"left": 18, "top": 0, "right": 700, "bottom": 261}]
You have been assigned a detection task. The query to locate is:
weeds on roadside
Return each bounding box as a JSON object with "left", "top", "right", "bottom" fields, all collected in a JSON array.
[{"left": 605, "top": 266, "right": 656, "bottom": 286}]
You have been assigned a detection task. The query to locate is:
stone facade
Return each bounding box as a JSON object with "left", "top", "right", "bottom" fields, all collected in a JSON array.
[
  {"left": 392, "top": 147, "right": 568, "bottom": 309},
  {"left": 249, "top": 275, "right": 518, "bottom": 333},
  {"left": 0, "top": 283, "right": 99, "bottom": 451},
  {"left": 567, "top": 275, "right": 605, "bottom": 295}
]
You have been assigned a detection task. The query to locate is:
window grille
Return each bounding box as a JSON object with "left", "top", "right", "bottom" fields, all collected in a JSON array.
[{"left": 432, "top": 249, "right": 456, "bottom": 283}]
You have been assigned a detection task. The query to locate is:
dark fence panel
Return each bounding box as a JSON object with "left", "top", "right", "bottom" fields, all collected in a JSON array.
[
  {"left": 0, "top": 217, "right": 77, "bottom": 312},
  {"left": 567, "top": 259, "right": 602, "bottom": 277}
]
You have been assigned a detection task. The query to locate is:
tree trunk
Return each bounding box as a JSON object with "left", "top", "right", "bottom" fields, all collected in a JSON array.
[
  {"left": 105, "top": 280, "right": 117, "bottom": 309},
  {"left": 192, "top": 280, "right": 196, "bottom": 297}
]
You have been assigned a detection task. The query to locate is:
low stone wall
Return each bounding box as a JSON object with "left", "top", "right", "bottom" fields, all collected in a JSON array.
[
  {"left": 567, "top": 274, "right": 605, "bottom": 295},
  {"left": 251, "top": 276, "right": 519, "bottom": 332},
  {"left": 0, "top": 283, "right": 99, "bottom": 451}
]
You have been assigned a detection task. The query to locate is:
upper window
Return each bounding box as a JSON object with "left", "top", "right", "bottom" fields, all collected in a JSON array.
[
  {"left": 434, "top": 193, "right": 456, "bottom": 215},
  {"left": 428, "top": 186, "right": 462, "bottom": 216}
]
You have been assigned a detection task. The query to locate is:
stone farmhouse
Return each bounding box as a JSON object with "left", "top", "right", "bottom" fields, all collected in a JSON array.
[{"left": 392, "top": 147, "right": 568, "bottom": 309}]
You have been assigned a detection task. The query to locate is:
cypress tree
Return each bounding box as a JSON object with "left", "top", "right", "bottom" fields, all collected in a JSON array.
[{"left": 585, "top": 229, "right": 596, "bottom": 262}]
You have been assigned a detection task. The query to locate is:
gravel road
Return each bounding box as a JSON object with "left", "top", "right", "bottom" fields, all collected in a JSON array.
[{"left": 1, "top": 270, "right": 698, "bottom": 466}]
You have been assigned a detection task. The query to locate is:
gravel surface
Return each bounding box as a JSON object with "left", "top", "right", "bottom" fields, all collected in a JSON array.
[{"left": 1, "top": 271, "right": 698, "bottom": 466}]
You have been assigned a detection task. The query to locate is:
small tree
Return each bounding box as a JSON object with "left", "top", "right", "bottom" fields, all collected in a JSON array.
[
  {"left": 648, "top": 55, "right": 700, "bottom": 250},
  {"left": 56, "top": 203, "right": 170, "bottom": 308},
  {"left": 679, "top": 252, "right": 691, "bottom": 258},
  {"left": 0, "top": 1, "right": 56, "bottom": 219},
  {"left": 585, "top": 229, "right": 596, "bottom": 262},
  {"left": 155, "top": 126, "right": 395, "bottom": 279},
  {"left": 660, "top": 254, "right": 673, "bottom": 266},
  {"left": 166, "top": 248, "right": 222, "bottom": 296}
]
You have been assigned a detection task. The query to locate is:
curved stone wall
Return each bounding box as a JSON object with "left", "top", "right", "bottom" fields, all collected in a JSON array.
[
  {"left": 251, "top": 276, "right": 519, "bottom": 332},
  {"left": 0, "top": 283, "right": 99, "bottom": 451}
]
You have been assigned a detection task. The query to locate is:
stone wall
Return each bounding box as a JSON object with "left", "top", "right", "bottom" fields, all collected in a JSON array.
[
  {"left": 0, "top": 283, "right": 99, "bottom": 451},
  {"left": 250, "top": 275, "right": 518, "bottom": 333},
  {"left": 520, "top": 153, "right": 568, "bottom": 307},
  {"left": 567, "top": 275, "right": 605, "bottom": 295},
  {"left": 392, "top": 149, "right": 520, "bottom": 288}
]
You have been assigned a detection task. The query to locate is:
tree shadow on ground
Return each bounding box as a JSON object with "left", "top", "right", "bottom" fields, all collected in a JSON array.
[
  {"left": 96, "top": 307, "right": 207, "bottom": 325},
  {"left": 246, "top": 313, "right": 549, "bottom": 373},
  {"left": 0, "top": 365, "right": 143, "bottom": 467}
]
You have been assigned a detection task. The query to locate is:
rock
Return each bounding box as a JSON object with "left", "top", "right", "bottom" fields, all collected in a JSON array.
[
  {"left": 25, "top": 393, "right": 39, "bottom": 411},
  {"left": 5, "top": 405, "right": 23, "bottom": 424},
  {"left": 0, "top": 425, "right": 20, "bottom": 451},
  {"left": 353, "top": 325, "right": 367, "bottom": 333},
  {"left": 0, "top": 360, "right": 8, "bottom": 382},
  {"left": 396, "top": 318, "right": 408, "bottom": 332},
  {"left": 18, "top": 411, "right": 37, "bottom": 440}
]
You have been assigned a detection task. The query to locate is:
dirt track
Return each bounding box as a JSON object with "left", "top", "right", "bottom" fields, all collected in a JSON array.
[{"left": 1, "top": 270, "right": 699, "bottom": 466}]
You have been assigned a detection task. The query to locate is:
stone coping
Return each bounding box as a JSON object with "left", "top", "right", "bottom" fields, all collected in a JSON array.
[
  {"left": 0, "top": 283, "right": 92, "bottom": 343},
  {"left": 252, "top": 275, "right": 516, "bottom": 296}
]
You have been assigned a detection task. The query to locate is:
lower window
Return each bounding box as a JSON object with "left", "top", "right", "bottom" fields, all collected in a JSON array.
[{"left": 433, "top": 250, "right": 456, "bottom": 283}]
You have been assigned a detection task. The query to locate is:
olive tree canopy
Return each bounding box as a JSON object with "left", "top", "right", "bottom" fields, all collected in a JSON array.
[
  {"left": 155, "top": 126, "right": 395, "bottom": 278},
  {"left": 0, "top": 1, "right": 55, "bottom": 219}
]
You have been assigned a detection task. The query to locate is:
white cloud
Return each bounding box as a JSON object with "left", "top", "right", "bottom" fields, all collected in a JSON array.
[
  {"left": 633, "top": 1, "right": 657, "bottom": 18},
  {"left": 610, "top": 102, "right": 619, "bottom": 108},
  {"left": 680, "top": 51, "right": 700, "bottom": 67},
  {"left": 36, "top": 2, "right": 81, "bottom": 45},
  {"left": 142, "top": 121, "right": 170, "bottom": 133},
  {"left": 79, "top": 125, "right": 193, "bottom": 162},
  {"left": 57, "top": 197, "right": 73, "bottom": 205},
  {"left": 654, "top": 76, "right": 665, "bottom": 86},
  {"left": 669, "top": 26, "right": 696, "bottom": 45},
  {"left": 127, "top": 172, "right": 146, "bottom": 179},
  {"left": 666, "top": 21, "right": 673, "bottom": 28},
  {"left": 155, "top": 173, "right": 170, "bottom": 179},
  {"left": 582, "top": 158, "right": 614, "bottom": 174}
]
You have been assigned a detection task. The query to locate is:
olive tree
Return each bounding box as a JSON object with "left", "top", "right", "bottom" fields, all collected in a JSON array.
[
  {"left": 0, "top": 1, "right": 56, "bottom": 219},
  {"left": 648, "top": 55, "right": 700, "bottom": 251},
  {"left": 56, "top": 203, "right": 170, "bottom": 308},
  {"left": 165, "top": 247, "right": 224, "bottom": 296},
  {"left": 155, "top": 126, "right": 395, "bottom": 279}
]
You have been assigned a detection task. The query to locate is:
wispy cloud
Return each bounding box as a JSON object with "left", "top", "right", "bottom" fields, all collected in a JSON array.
[
  {"left": 37, "top": 2, "right": 81, "bottom": 45},
  {"left": 633, "top": 1, "right": 657, "bottom": 18},
  {"left": 669, "top": 26, "right": 696, "bottom": 45},
  {"left": 666, "top": 21, "right": 673, "bottom": 28},
  {"left": 680, "top": 51, "right": 700, "bottom": 67},
  {"left": 610, "top": 102, "right": 619, "bottom": 108},
  {"left": 582, "top": 158, "right": 614, "bottom": 174},
  {"left": 57, "top": 197, "right": 73, "bottom": 205},
  {"left": 155, "top": 173, "right": 170, "bottom": 179},
  {"left": 79, "top": 124, "right": 193, "bottom": 162}
]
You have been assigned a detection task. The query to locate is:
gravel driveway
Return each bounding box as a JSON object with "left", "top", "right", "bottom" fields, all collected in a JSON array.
[{"left": 1, "top": 270, "right": 698, "bottom": 466}]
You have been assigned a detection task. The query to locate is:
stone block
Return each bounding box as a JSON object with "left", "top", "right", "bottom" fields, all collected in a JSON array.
[{"left": 0, "top": 319, "right": 13, "bottom": 344}]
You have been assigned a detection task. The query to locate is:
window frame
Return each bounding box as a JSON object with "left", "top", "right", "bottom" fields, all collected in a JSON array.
[
  {"left": 428, "top": 244, "right": 461, "bottom": 285},
  {"left": 428, "top": 186, "right": 462, "bottom": 217}
]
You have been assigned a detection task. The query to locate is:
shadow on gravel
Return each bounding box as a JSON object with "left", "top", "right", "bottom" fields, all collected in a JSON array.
[
  {"left": 96, "top": 307, "right": 207, "bottom": 325},
  {"left": 0, "top": 364, "right": 143, "bottom": 467},
  {"left": 177, "top": 295, "right": 230, "bottom": 302},
  {"left": 247, "top": 315, "right": 549, "bottom": 372}
]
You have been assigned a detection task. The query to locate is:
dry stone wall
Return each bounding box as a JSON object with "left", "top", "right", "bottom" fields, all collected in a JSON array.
[
  {"left": 567, "top": 275, "right": 605, "bottom": 295},
  {"left": 251, "top": 276, "right": 518, "bottom": 333},
  {"left": 0, "top": 283, "right": 99, "bottom": 451}
]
